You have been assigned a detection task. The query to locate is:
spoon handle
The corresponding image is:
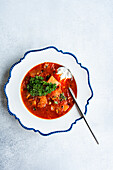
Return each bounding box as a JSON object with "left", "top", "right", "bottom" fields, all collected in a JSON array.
[{"left": 69, "top": 87, "right": 99, "bottom": 145}]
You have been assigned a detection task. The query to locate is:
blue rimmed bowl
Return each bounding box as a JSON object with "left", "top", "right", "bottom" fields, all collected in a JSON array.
[{"left": 4, "top": 46, "right": 93, "bottom": 135}]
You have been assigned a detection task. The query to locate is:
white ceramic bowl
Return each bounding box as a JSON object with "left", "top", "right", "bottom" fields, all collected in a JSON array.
[{"left": 4, "top": 46, "right": 93, "bottom": 135}]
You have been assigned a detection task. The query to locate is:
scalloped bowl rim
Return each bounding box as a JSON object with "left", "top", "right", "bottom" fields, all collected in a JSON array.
[{"left": 4, "top": 46, "right": 93, "bottom": 136}]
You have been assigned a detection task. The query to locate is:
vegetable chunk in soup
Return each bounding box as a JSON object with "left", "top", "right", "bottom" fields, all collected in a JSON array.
[{"left": 20, "top": 62, "right": 77, "bottom": 119}]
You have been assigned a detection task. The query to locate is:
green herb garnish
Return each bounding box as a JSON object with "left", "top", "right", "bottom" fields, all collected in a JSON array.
[
  {"left": 46, "top": 75, "right": 51, "bottom": 80},
  {"left": 60, "top": 93, "right": 67, "bottom": 101},
  {"left": 25, "top": 76, "right": 28, "bottom": 80},
  {"left": 33, "top": 107, "right": 36, "bottom": 111},
  {"left": 27, "top": 76, "right": 57, "bottom": 97},
  {"left": 54, "top": 101, "right": 58, "bottom": 104}
]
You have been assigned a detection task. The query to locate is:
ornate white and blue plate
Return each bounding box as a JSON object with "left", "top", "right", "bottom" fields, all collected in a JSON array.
[{"left": 4, "top": 46, "right": 93, "bottom": 135}]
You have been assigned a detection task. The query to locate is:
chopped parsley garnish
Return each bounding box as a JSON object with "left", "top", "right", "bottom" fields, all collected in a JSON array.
[
  {"left": 54, "top": 101, "right": 58, "bottom": 104},
  {"left": 33, "top": 107, "right": 36, "bottom": 111},
  {"left": 46, "top": 75, "right": 51, "bottom": 81},
  {"left": 60, "top": 93, "right": 67, "bottom": 101},
  {"left": 27, "top": 76, "right": 57, "bottom": 97},
  {"left": 25, "top": 76, "right": 28, "bottom": 80}
]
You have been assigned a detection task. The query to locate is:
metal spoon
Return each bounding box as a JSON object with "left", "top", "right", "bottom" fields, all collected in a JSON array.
[{"left": 57, "top": 67, "right": 99, "bottom": 144}]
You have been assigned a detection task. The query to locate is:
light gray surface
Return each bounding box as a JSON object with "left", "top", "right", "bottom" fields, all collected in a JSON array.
[{"left": 0, "top": 0, "right": 113, "bottom": 170}]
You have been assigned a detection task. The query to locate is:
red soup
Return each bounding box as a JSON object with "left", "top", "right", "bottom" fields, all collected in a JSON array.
[{"left": 20, "top": 62, "right": 77, "bottom": 119}]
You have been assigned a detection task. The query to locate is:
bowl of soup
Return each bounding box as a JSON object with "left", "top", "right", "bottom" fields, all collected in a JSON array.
[{"left": 4, "top": 46, "right": 93, "bottom": 135}]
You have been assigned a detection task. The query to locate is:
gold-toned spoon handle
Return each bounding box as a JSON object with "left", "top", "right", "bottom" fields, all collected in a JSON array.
[{"left": 69, "top": 87, "right": 99, "bottom": 145}]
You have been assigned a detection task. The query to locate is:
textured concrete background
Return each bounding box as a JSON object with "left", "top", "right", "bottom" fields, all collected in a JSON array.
[{"left": 0, "top": 0, "right": 113, "bottom": 170}]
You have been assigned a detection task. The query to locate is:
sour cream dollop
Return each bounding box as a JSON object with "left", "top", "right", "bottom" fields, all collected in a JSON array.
[{"left": 57, "top": 67, "right": 72, "bottom": 80}]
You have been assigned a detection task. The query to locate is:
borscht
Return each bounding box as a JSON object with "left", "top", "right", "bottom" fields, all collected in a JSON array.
[{"left": 20, "top": 62, "right": 77, "bottom": 119}]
